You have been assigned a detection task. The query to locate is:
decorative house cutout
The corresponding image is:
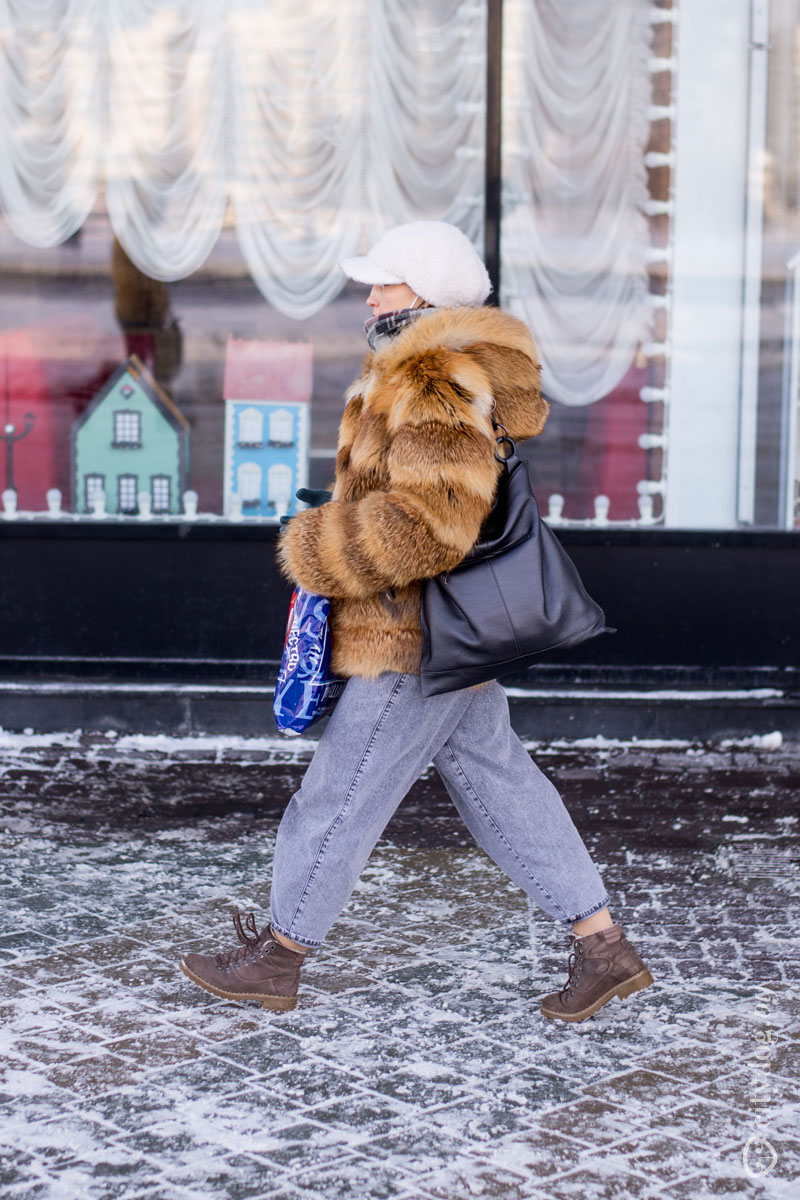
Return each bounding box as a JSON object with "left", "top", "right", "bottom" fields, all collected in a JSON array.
[
  {"left": 71, "top": 355, "right": 189, "bottom": 515},
  {"left": 223, "top": 337, "right": 311, "bottom": 520}
]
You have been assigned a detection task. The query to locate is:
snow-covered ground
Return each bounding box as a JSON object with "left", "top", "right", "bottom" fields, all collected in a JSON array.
[{"left": 0, "top": 734, "right": 798, "bottom": 1199}]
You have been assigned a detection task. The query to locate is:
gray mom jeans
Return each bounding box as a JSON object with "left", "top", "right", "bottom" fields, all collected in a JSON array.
[{"left": 270, "top": 672, "right": 610, "bottom": 949}]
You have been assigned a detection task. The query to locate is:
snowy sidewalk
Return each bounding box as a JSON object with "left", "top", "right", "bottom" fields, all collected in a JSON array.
[{"left": 0, "top": 730, "right": 798, "bottom": 1199}]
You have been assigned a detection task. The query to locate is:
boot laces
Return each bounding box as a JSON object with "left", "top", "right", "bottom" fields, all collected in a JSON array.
[
  {"left": 560, "top": 937, "right": 584, "bottom": 998},
  {"left": 215, "top": 909, "right": 275, "bottom": 970}
]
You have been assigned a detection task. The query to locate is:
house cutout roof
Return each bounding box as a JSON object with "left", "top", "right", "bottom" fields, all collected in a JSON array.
[
  {"left": 224, "top": 337, "right": 312, "bottom": 405},
  {"left": 74, "top": 355, "right": 189, "bottom": 433}
]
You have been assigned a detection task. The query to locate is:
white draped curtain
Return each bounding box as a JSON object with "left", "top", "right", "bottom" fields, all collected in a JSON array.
[
  {"left": 0, "top": 0, "right": 101, "bottom": 247},
  {"left": 0, "top": 0, "right": 653, "bottom": 384},
  {"left": 0, "top": 0, "right": 486, "bottom": 320},
  {"left": 104, "top": 0, "right": 229, "bottom": 281},
  {"left": 501, "top": 0, "right": 653, "bottom": 405}
]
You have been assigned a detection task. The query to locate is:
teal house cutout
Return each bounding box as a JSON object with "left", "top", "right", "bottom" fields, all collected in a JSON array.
[{"left": 71, "top": 355, "right": 189, "bottom": 515}]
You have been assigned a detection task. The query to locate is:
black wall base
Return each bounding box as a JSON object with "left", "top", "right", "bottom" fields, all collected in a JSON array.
[
  {"left": 0, "top": 680, "right": 796, "bottom": 743},
  {"left": 0, "top": 522, "right": 797, "bottom": 740}
]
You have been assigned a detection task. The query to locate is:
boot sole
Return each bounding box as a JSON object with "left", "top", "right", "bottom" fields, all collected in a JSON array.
[
  {"left": 540, "top": 968, "right": 654, "bottom": 1023},
  {"left": 179, "top": 960, "right": 297, "bottom": 1011}
]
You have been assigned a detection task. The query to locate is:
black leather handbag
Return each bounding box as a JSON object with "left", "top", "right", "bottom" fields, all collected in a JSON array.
[{"left": 419, "top": 420, "right": 614, "bottom": 698}]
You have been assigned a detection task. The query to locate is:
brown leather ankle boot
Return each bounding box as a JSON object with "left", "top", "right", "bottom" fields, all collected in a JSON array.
[
  {"left": 179, "top": 910, "right": 307, "bottom": 1011},
  {"left": 540, "top": 923, "right": 653, "bottom": 1023}
]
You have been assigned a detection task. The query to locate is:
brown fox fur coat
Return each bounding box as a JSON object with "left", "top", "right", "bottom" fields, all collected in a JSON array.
[{"left": 277, "top": 305, "right": 548, "bottom": 679}]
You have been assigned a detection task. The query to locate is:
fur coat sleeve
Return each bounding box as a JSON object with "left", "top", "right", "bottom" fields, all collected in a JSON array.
[{"left": 277, "top": 344, "right": 502, "bottom": 600}]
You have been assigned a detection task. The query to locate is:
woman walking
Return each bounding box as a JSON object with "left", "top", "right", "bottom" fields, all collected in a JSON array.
[{"left": 179, "top": 221, "right": 653, "bottom": 1023}]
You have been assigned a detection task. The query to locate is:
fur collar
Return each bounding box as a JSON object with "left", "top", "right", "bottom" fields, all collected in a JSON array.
[{"left": 361, "top": 304, "right": 546, "bottom": 443}]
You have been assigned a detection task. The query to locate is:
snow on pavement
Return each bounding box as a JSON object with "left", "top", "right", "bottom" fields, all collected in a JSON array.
[{"left": 0, "top": 735, "right": 798, "bottom": 1199}]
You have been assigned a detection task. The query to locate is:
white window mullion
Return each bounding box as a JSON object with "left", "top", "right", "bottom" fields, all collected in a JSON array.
[
  {"left": 666, "top": 0, "right": 752, "bottom": 528},
  {"left": 782, "top": 252, "right": 800, "bottom": 527},
  {"left": 737, "top": 0, "right": 770, "bottom": 524}
]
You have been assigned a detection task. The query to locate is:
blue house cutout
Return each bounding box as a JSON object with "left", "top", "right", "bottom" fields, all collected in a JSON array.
[{"left": 223, "top": 338, "right": 311, "bottom": 520}]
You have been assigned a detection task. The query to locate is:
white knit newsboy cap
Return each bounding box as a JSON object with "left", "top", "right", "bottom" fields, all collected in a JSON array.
[{"left": 340, "top": 220, "right": 492, "bottom": 309}]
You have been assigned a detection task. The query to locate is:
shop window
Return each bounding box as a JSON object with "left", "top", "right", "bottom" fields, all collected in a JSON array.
[
  {"left": 501, "top": 0, "right": 663, "bottom": 526},
  {"left": 151, "top": 474, "right": 171, "bottom": 513},
  {"left": 0, "top": 0, "right": 796, "bottom": 533},
  {"left": 117, "top": 474, "right": 137, "bottom": 513},
  {"left": 113, "top": 410, "right": 141, "bottom": 448}
]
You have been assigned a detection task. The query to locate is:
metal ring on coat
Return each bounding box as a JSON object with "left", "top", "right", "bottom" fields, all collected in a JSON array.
[{"left": 494, "top": 434, "right": 516, "bottom": 462}]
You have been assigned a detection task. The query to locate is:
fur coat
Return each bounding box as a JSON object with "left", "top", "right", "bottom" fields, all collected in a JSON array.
[{"left": 277, "top": 305, "right": 548, "bottom": 679}]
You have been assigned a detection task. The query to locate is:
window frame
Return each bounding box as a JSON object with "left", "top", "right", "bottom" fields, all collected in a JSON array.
[
  {"left": 150, "top": 473, "right": 171, "bottom": 514},
  {"left": 117, "top": 473, "right": 138, "bottom": 514},
  {"left": 112, "top": 409, "right": 142, "bottom": 449}
]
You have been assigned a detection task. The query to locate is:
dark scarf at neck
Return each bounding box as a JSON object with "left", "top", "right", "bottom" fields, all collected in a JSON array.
[{"left": 364, "top": 305, "right": 432, "bottom": 351}]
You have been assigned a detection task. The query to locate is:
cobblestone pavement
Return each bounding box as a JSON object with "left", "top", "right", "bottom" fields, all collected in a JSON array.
[{"left": 0, "top": 728, "right": 798, "bottom": 1200}]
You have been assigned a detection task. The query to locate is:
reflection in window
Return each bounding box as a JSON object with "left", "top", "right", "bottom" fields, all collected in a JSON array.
[
  {"left": 268, "top": 409, "right": 294, "bottom": 447},
  {"left": 151, "top": 474, "right": 170, "bottom": 513},
  {"left": 117, "top": 474, "right": 137, "bottom": 513},
  {"left": 238, "top": 462, "right": 262, "bottom": 507},
  {"left": 113, "top": 410, "right": 141, "bottom": 447},
  {"left": 238, "top": 407, "right": 264, "bottom": 447}
]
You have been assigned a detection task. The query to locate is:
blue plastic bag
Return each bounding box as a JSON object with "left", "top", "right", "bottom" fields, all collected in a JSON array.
[{"left": 273, "top": 587, "right": 345, "bottom": 735}]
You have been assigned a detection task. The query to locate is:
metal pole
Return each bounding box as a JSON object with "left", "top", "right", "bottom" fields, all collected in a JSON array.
[{"left": 485, "top": 0, "right": 503, "bottom": 305}]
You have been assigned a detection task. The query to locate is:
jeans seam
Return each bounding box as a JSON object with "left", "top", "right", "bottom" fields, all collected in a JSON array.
[
  {"left": 443, "top": 739, "right": 573, "bottom": 921},
  {"left": 288, "top": 673, "right": 409, "bottom": 930}
]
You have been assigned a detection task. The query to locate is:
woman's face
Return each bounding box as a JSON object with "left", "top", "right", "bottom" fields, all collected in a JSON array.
[{"left": 366, "top": 282, "right": 418, "bottom": 317}]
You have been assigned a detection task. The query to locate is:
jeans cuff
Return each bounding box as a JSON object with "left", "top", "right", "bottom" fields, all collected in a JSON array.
[
  {"left": 560, "top": 894, "right": 611, "bottom": 925},
  {"left": 270, "top": 917, "right": 323, "bottom": 950}
]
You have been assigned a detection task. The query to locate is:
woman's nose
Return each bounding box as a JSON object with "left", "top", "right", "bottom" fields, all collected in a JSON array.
[{"left": 367, "top": 286, "right": 379, "bottom": 308}]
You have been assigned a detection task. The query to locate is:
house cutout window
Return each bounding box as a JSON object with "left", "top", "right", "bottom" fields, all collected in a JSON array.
[
  {"left": 238, "top": 462, "right": 262, "bottom": 507},
  {"left": 84, "top": 473, "right": 105, "bottom": 510},
  {"left": 117, "top": 474, "right": 138, "bottom": 513},
  {"left": 267, "top": 463, "right": 292, "bottom": 511},
  {"left": 113, "top": 410, "right": 141, "bottom": 447},
  {"left": 151, "top": 475, "right": 171, "bottom": 513},
  {"left": 238, "top": 408, "right": 264, "bottom": 447},
  {"left": 268, "top": 409, "right": 294, "bottom": 447}
]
